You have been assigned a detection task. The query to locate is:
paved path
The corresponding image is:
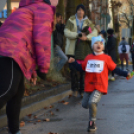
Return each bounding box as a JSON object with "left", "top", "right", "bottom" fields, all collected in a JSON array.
[{"left": 1, "top": 74, "right": 134, "bottom": 134}]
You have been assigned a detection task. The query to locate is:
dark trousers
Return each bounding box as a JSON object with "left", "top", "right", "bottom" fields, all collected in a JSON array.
[
  {"left": 0, "top": 57, "right": 25, "bottom": 134},
  {"left": 68, "top": 58, "right": 84, "bottom": 94},
  {"left": 132, "top": 57, "right": 134, "bottom": 70}
]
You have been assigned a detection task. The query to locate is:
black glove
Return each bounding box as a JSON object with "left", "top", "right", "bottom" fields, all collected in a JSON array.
[
  {"left": 78, "top": 33, "right": 82, "bottom": 38},
  {"left": 36, "top": 70, "right": 46, "bottom": 80}
]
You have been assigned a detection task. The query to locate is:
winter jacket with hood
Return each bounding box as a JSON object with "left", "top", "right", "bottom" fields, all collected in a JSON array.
[
  {"left": 64, "top": 15, "right": 97, "bottom": 56},
  {"left": 0, "top": 0, "right": 56, "bottom": 79}
]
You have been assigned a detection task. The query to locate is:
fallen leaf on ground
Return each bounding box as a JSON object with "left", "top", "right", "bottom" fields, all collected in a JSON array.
[
  {"left": 44, "top": 107, "right": 48, "bottom": 109},
  {"left": 51, "top": 111, "right": 54, "bottom": 115},
  {"left": 27, "top": 121, "right": 33, "bottom": 123},
  {"left": 20, "top": 121, "right": 25, "bottom": 127},
  {"left": 68, "top": 94, "right": 72, "bottom": 98},
  {"left": 27, "top": 114, "right": 32, "bottom": 118},
  {"left": 63, "top": 102, "right": 69, "bottom": 105},
  {"left": 58, "top": 100, "right": 65, "bottom": 103},
  {"left": 44, "top": 118, "right": 50, "bottom": 122},
  {"left": 48, "top": 132, "right": 53, "bottom": 134},
  {"left": 36, "top": 120, "right": 41, "bottom": 122},
  {"left": 49, "top": 105, "right": 54, "bottom": 108},
  {"left": 34, "top": 115, "right": 37, "bottom": 119},
  {"left": 24, "top": 90, "right": 29, "bottom": 96},
  {"left": 56, "top": 109, "right": 59, "bottom": 111}
]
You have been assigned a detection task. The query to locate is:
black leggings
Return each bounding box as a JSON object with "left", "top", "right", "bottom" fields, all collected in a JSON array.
[
  {"left": 0, "top": 57, "right": 25, "bottom": 134},
  {"left": 132, "top": 57, "right": 134, "bottom": 70}
]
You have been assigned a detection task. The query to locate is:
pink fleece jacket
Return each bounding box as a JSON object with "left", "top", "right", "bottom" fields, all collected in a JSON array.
[{"left": 0, "top": 0, "right": 56, "bottom": 79}]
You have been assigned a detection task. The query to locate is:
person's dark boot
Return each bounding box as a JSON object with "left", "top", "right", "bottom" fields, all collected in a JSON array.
[{"left": 87, "top": 121, "right": 97, "bottom": 132}]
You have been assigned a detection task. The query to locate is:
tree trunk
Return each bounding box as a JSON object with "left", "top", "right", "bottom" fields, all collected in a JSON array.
[
  {"left": 82, "top": 0, "right": 90, "bottom": 18},
  {"left": 56, "top": 0, "right": 64, "bottom": 19},
  {"left": 66, "top": 0, "right": 81, "bottom": 21},
  {"left": 7, "top": 0, "right": 12, "bottom": 17}
]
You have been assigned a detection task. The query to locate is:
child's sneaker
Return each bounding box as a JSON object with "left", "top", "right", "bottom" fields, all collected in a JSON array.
[
  {"left": 87, "top": 121, "right": 97, "bottom": 132},
  {"left": 110, "top": 76, "right": 115, "bottom": 81},
  {"left": 108, "top": 76, "right": 111, "bottom": 81}
]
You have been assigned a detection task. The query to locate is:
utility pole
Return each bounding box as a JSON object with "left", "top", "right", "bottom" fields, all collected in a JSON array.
[{"left": 7, "top": 0, "right": 11, "bottom": 17}]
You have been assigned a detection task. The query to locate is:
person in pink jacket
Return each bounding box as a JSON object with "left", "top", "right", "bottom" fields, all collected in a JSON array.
[{"left": 0, "top": 0, "right": 58, "bottom": 134}]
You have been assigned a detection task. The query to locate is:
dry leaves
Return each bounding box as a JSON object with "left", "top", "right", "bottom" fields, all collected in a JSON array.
[
  {"left": 44, "top": 118, "right": 50, "bottom": 122},
  {"left": 58, "top": 100, "right": 65, "bottom": 103},
  {"left": 27, "top": 114, "right": 32, "bottom": 118},
  {"left": 49, "top": 105, "right": 54, "bottom": 109},
  {"left": 63, "top": 102, "right": 69, "bottom": 105},
  {"left": 56, "top": 109, "right": 59, "bottom": 112},
  {"left": 68, "top": 94, "right": 72, "bottom": 98},
  {"left": 36, "top": 120, "right": 41, "bottom": 122},
  {"left": 20, "top": 121, "right": 25, "bottom": 127},
  {"left": 48, "top": 132, "right": 58, "bottom": 134},
  {"left": 34, "top": 115, "right": 37, "bottom": 119}
]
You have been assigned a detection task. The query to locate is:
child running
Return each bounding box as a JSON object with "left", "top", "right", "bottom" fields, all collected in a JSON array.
[{"left": 68, "top": 35, "right": 131, "bottom": 132}]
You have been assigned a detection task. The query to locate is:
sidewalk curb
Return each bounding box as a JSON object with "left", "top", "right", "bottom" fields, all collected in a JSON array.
[{"left": 0, "top": 85, "right": 72, "bottom": 128}]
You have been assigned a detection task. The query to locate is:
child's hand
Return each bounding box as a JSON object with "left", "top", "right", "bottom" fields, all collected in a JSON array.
[
  {"left": 126, "top": 72, "right": 134, "bottom": 80},
  {"left": 68, "top": 57, "right": 75, "bottom": 63}
]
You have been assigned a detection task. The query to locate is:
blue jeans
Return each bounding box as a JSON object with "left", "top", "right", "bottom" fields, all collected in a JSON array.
[
  {"left": 54, "top": 45, "right": 68, "bottom": 72},
  {"left": 82, "top": 90, "right": 102, "bottom": 121}
]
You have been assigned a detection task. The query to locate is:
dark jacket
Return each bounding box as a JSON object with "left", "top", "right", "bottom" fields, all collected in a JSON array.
[
  {"left": 53, "top": 24, "right": 65, "bottom": 48},
  {"left": 75, "top": 39, "right": 92, "bottom": 60},
  {"left": 131, "top": 43, "right": 134, "bottom": 58},
  {"left": 107, "top": 35, "right": 117, "bottom": 63}
]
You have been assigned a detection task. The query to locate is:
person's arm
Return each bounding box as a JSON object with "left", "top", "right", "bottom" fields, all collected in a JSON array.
[
  {"left": 107, "top": 55, "right": 129, "bottom": 77},
  {"left": 64, "top": 20, "right": 78, "bottom": 39},
  {"left": 33, "top": 7, "right": 55, "bottom": 74},
  {"left": 71, "top": 61, "right": 84, "bottom": 72},
  {"left": 113, "top": 67, "right": 128, "bottom": 77},
  {"left": 36, "top": 69, "right": 46, "bottom": 80}
]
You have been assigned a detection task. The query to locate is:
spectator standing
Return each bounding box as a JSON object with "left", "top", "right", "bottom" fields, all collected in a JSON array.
[
  {"left": 118, "top": 37, "right": 130, "bottom": 70},
  {"left": 107, "top": 28, "right": 117, "bottom": 81},
  {"left": 64, "top": 4, "right": 97, "bottom": 95},
  {"left": 131, "top": 40, "right": 134, "bottom": 71},
  {"left": 0, "top": 0, "right": 58, "bottom": 134},
  {"left": 53, "top": 13, "right": 68, "bottom": 72}
]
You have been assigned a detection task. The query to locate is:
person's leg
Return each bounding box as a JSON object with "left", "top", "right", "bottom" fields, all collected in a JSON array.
[
  {"left": 0, "top": 58, "right": 24, "bottom": 134},
  {"left": 120, "top": 54, "right": 124, "bottom": 70},
  {"left": 0, "top": 58, "right": 21, "bottom": 109},
  {"left": 86, "top": 90, "right": 102, "bottom": 132},
  {"left": 88, "top": 90, "right": 102, "bottom": 122},
  {"left": 55, "top": 45, "right": 68, "bottom": 72},
  {"left": 79, "top": 72, "right": 84, "bottom": 95},
  {"left": 82, "top": 92, "right": 91, "bottom": 109},
  {"left": 132, "top": 57, "right": 134, "bottom": 70},
  {"left": 125, "top": 54, "right": 128, "bottom": 70},
  {"left": 69, "top": 60, "right": 78, "bottom": 92},
  {"left": 7, "top": 75, "right": 24, "bottom": 134},
  {"left": 121, "top": 60, "right": 124, "bottom": 70}
]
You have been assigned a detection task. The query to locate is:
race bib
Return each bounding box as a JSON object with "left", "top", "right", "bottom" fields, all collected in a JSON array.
[{"left": 86, "top": 60, "right": 104, "bottom": 73}]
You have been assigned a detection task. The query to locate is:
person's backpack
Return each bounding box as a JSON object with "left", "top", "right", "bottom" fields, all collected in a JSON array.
[{"left": 121, "top": 43, "right": 127, "bottom": 53}]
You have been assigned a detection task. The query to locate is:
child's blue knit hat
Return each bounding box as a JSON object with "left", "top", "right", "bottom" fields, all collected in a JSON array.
[{"left": 91, "top": 36, "right": 105, "bottom": 48}]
